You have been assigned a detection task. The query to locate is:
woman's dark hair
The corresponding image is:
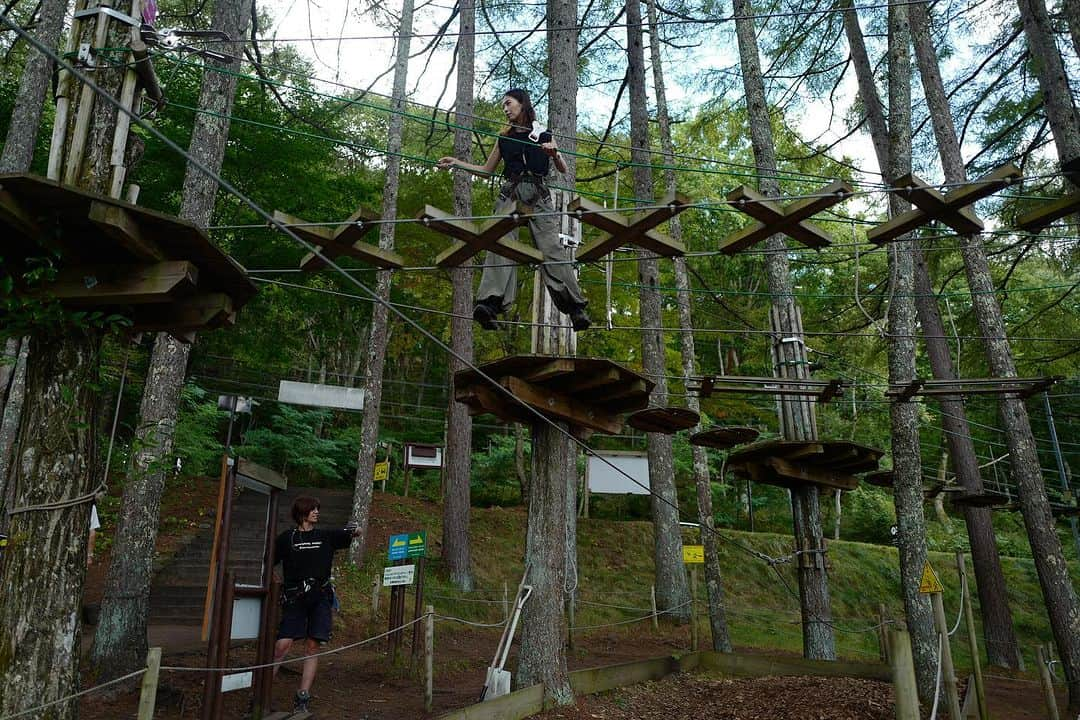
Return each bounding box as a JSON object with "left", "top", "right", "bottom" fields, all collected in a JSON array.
[
  {"left": 291, "top": 495, "right": 320, "bottom": 525},
  {"left": 501, "top": 88, "right": 537, "bottom": 135}
]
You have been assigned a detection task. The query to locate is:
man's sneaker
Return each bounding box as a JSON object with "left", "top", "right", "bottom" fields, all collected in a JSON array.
[
  {"left": 569, "top": 307, "right": 591, "bottom": 332},
  {"left": 473, "top": 301, "right": 499, "bottom": 330},
  {"left": 294, "top": 689, "right": 311, "bottom": 711}
]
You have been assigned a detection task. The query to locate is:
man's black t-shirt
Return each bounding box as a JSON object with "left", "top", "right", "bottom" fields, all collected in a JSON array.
[
  {"left": 274, "top": 527, "right": 352, "bottom": 585},
  {"left": 498, "top": 129, "right": 552, "bottom": 178}
]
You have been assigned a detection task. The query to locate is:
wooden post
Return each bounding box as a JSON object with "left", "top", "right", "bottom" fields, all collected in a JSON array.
[
  {"left": 403, "top": 466, "right": 411, "bottom": 497},
  {"left": 256, "top": 577, "right": 280, "bottom": 717},
  {"left": 689, "top": 566, "right": 699, "bottom": 652},
  {"left": 651, "top": 585, "right": 659, "bottom": 631},
  {"left": 503, "top": 580, "right": 509, "bottom": 623},
  {"left": 1037, "top": 645, "right": 1061, "bottom": 720},
  {"left": 371, "top": 576, "right": 381, "bottom": 623},
  {"left": 878, "top": 603, "right": 889, "bottom": 662},
  {"left": 136, "top": 647, "right": 162, "bottom": 720},
  {"left": 888, "top": 629, "right": 920, "bottom": 720},
  {"left": 956, "top": 553, "right": 988, "bottom": 720},
  {"left": 567, "top": 591, "right": 575, "bottom": 651},
  {"left": 412, "top": 557, "right": 427, "bottom": 658},
  {"left": 424, "top": 604, "right": 434, "bottom": 712},
  {"left": 931, "top": 592, "right": 963, "bottom": 720}
]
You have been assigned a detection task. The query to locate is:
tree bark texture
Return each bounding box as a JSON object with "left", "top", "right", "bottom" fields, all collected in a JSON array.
[
  {"left": 0, "top": 338, "right": 29, "bottom": 528},
  {"left": 0, "top": 326, "right": 101, "bottom": 719},
  {"left": 517, "top": 423, "right": 573, "bottom": 704},
  {"left": 1014, "top": 0, "right": 1080, "bottom": 169},
  {"left": 911, "top": 2, "right": 1080, "bottom": 706},
  {"left": 350, "top": 0, "right": 413, "bottom": 565},
  {"left": 625, "top": 0, "right": 691, "bottom": 624},
  {"left": 732, "top": 0, "right": 834, "bottom": 660},
  {"left": 885, "top": 0, "right": 937, "bottom": 702},
  {"left": 443, "top": 0, "right": 476, "bottom": 591},
  {"left": 840, "top": 0, "right": 889, "bottom": 172},
  {"left": 646, "top": 0, "right": 730, "bottom": 651},
  {"left": 0, "top": 0, "right": 68, "bottom": 172},
  {"left": 1064, "top": 0, "right": 1080, "bottom": 64},
  {"left": 90, "top": 335, "right": 190, "bottom": 677},
  {"left": 89, "top": 0, "right": 252, "bottom": 678},
  {"left": 880, "top": 3, "right": 1024, "bottom": 670}
]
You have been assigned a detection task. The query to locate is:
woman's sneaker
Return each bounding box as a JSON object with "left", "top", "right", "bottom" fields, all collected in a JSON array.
[
  {"left": 294, "top": 689, "right": 311, "bottom": 711},
  {"left": 473, "top": 301, "right": 499, "bottom": 330}
]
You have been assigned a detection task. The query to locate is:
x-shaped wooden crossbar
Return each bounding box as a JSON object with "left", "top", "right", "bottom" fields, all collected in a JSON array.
[
  {"left": 568, "top": 191, "right": 690, "bottom": 262},
  {"left": 719, "top": 180, "right": 854, "bottom": 254},
  {"left": 418, "top": 202, "right": 543, "bottom": 268},
  {"left": 272, "top": 206, "right": 404, "bottom": 272},
  {"left": 868, "top": 163, "right": 1021, "bottom": 245}
]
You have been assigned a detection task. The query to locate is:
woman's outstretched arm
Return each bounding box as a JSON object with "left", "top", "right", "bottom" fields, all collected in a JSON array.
[{"left": 438, "top": 143, "right": 501, "bottom": 176}]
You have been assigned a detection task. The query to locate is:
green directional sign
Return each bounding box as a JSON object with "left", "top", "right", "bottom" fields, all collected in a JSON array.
[{"left": 388, "top": 530, "right": 427, "bottom": 560}]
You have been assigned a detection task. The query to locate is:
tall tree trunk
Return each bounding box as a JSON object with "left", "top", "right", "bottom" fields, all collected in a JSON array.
[
  {"left": 914, "top": 3, "right": 1080, "bottom": 708},
  {"left": 0, "top": 0, "right": 68, "bottom": 172},
  {"left": 89, "top": 0, "right": 252, "bottom": 680},
  {"left": 625, "top": 0, "right": 690, "bottom": 624},
  {"left": 0, "top": 0, "right": 138, "bottom": 711},
  {"left": 517, "top": 423, "right": 572, "bottom": 701},
  {"left": 848, "top": 0, "right": 1023, "bottom": 671},
  {"left": 731, "top": 0, "right": 834, "bottom": 659},
  {"left": 885, "top": 0, "right": 937, "bottom": 702},
  {"left": 1015, "top": 0, "right": 1080, "bottom": 176},
  {"left": 1063, "top": 0, "right": 1080, "bottom": 62},
  {"left": 0, "top": 339, "right": 28, "bottom": 526},
  {"left": 443, "top": 0, "right": 476, "bottom": 591},
  {"left": 0, "top": 327, "right": 101, "bottom": 719},
  {"left": 645, "top": 0, "right": 730, "bottom": 652},
  {"left": 349, "top": 0, "right": 413, "bottom": 565}
]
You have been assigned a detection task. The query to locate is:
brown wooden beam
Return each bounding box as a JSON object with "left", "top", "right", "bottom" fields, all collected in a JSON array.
[
  {"left": 422, "top": 204, "right": 543, "bottom": 267},
  {"left": 766, "top": 457, "right": 859, "bottom": 491},
  {"left": 570, "top": 192, "right": 689, "bottom": 261},
  {"left": 89, "top": 201, "right": 167, "bottom": 261},
  {"left": 503, "top": 376, "right": 623, "bottom": 435},
  {"left": 522, "top": 358, "right": 576, "bottom": 383},
  {"left": 130, "top": 292, "right": 233, "bottom": 332},
  {"left": 719, "top": 181, "right": 852, "bottom": 254},
  {"left": 1015, "top": 193, "right": 1080, "bottom": 233},
  {"left": 40, "top": 261, "right": 198, "bottom": 305}
]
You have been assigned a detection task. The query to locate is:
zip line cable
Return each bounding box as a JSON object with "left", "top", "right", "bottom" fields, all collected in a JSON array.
[{"left": 1, "top": 14, "right": 847, "bottom": 629}]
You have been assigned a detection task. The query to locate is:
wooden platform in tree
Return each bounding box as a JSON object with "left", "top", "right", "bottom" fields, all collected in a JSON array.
[
  {"left": 0, "top": 173, "right": 255, "bottom": 338},
  {"left": 687, "top": 375, "right": 844, "bottom": 403},
  {"left": 1052, "top": 502, "right": 1080, "bottom": 517},
  {"left": 950, "top": 491, "right": 1015, "bottom": 509},
  {"left": 719, "top": 180, "right": 853, "bottom": 254},
  {"left": 418, "top": 202, "right": 543, "bottom": 267},
  {"left": 689, "top": 426, "right": 760, "bottom": 449},
  {"left": 626, "top": 407, "right": 699, "bottom": 434},
  {"left": 862, "top": 470, "right": 893, "bottom": 488},
  {"left": 886, "top": 376, "right": 1061, "bottom": 401},
  {"left": 867, "top": 164, "right": 1021, "bottom": 245},
  {"left": 727, "top": 440, "right": 883, "bottom": 491},
  {"left": 272, "top": 206, "right": 403, "bottom": 271},
  {"left": 454, "top": 355, "right": 654, "bottom": 435},
  {"left": 569, "top": 191, "right": 690, "bottom": 261},
  {"left": 1015, "top": 193, "right": 1080, "bottom": 233}
]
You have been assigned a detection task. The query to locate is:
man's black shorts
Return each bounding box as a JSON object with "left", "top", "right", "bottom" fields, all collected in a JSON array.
[{"left": 277, "top": 586, "right": 333, "bottom": 642}]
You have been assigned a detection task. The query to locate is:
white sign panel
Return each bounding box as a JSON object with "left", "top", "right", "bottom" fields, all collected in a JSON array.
[
  {"left": 222, "top": 671, "right": 253, "bottom": 693},
  {"left": 406, "top": 444, "right": 443, "bottom": 469},
  {"left": 278, "top": 380, "right": 365, "bottom": 411},
  {"left": 383, "top": 564, "right": 416, "bottom": 587},
  {"left": 230, "top": 596, "right": 262, "bottom": 640},
  {"left": 587, "top": 452, "right": 650, "bottom": 495}
]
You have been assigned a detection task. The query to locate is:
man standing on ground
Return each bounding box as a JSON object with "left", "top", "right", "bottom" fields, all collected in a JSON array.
[{"left": 272, "top": 495, "right": 359, "bottom": 712}]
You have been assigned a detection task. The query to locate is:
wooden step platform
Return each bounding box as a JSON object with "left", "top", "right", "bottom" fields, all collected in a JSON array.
[
  {"left": 454, "top": 355, "right": 654, "bottom": 435},
  {"left": 886, "top": 376, "right": 1061, "bottom": 400},
  {"left": 0, "top": 173, "right": 256, "bottom": 339},
  {"left": 728, "top": 440, "right": 883, "bottom": 491},
  {"left": 264, "top": 710, "right": 312, "bottom": 720},
  {"left": 626, "top": 407, "right": 699, "bottom": 434},
  {"left": 689, "top": 426, "right": 760, "bottom": 449},
  {"left": 950, "top": 491, "right": 1016, "bottom": 509},
  {"left": 687, "top": 375, "right": 843, "bottom": 403}
]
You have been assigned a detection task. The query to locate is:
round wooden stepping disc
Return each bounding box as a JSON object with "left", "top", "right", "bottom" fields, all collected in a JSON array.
[
  {"left": 689, "top": 426, "right": 760, "bottom": 449},
  {"left": 626, "top": 407, "right": 700, "bottom": 434},
  {"left": 862, "top": 470, "right": 894, "bottom": 488}
]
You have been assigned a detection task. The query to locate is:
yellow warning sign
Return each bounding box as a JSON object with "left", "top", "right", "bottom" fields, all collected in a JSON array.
[
  {"left": 918, "top": 561, "right": 944, "bottom": 594},
  {"left": 373, "top": 460, "right": 390, "bottom": 482},
  {"left": 683, "top": 545, "right": 705, "bottom": 564}
]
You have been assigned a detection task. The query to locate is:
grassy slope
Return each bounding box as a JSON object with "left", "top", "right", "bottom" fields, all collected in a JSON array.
[{"left": 336, "top": 492, "right": 1068, "bottom": 673}]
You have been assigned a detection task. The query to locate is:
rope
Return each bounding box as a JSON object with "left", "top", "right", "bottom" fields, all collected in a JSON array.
[
  {"left": 930, "top": 632, "right": 944, "bottom": 720},
  {"left": 572, "top": 600, "right": 692, "bottom": 631},
  {"left": 0, "top": 669, "right": 147, "bottom": 720},
  {"left": 434, "top": 614, "right": 510, "bottom": 628},
  {"left": 162, "top": 615, "right": 429, "bottom": 673}
]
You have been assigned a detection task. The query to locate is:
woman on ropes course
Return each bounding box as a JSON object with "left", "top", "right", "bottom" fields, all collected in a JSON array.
[{"left": 438, "top": 88, "right": 591, "bottom": 332}]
